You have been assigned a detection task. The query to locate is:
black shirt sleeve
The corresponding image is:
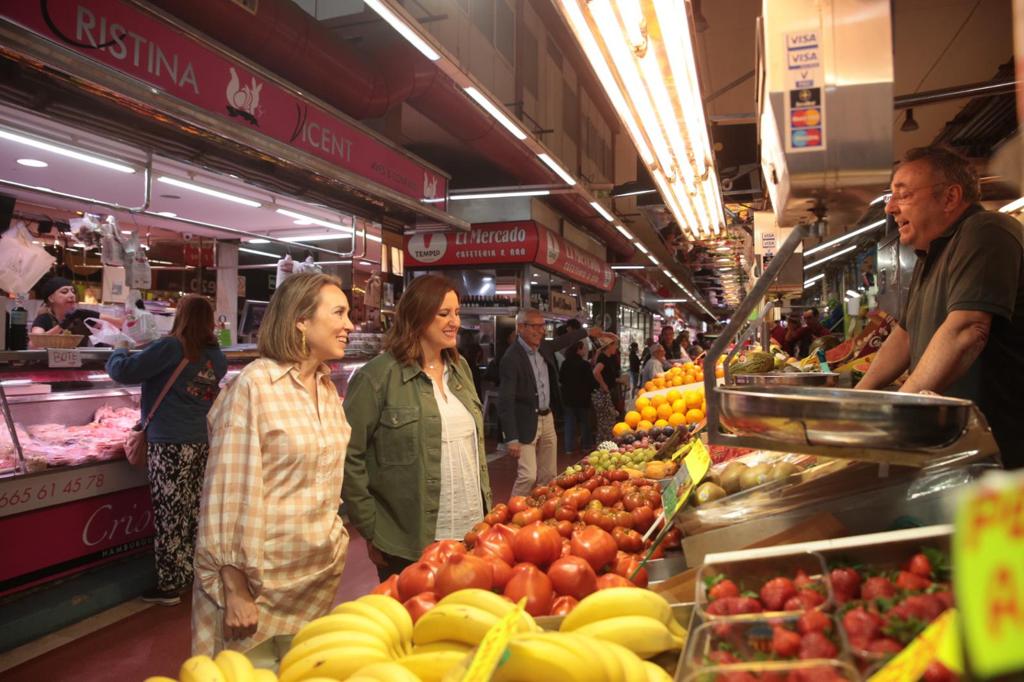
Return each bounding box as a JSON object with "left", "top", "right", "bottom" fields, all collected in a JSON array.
[
  {"left": 31, "top": 313, "right": 57, "bottom": 331},
  {"left": 946, "top": 216, "right": 1024, "bottom": 321}
]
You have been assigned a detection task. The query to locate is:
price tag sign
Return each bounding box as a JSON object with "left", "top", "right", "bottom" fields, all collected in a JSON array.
[
  {"left": 867, "top": 609, "right": 962, "bottom": 682},
  {"left": 47, "top": 348, "right": 82, "bottom": 368},
  {"left": 661, "top": 439, "right": 712, "bottom": 520},
  {"left": 462, "top": 599, "right": 525, "bottom": 681},
  {"left": 953, "top": 472, "right": 1024, "bottom": 678}
]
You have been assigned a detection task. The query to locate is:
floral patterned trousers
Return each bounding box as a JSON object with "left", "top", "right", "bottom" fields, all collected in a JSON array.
[
  {"left": 592, "top": 389, "right": 619, "bottom": 445},
  {"left": 147, "top": 442, "right": 208, "bottom": 592}
]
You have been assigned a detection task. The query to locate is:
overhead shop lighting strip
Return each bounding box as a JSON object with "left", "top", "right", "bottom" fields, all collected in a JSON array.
[{"left": 558, "top": 0, "right": 724, "bottom": 241}]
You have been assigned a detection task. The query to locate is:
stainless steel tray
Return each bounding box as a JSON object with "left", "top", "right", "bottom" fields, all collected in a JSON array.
[
  {"left": 717, "top": 386, "right": 973, "bottom": 449},
  {"left": 729, "top": 372, "right": 839, "bottom": 387}
]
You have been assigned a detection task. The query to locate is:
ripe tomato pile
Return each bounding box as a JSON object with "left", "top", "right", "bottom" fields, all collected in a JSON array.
[{"left": 371, "top": 468, "right": 682, "bottom": 620}]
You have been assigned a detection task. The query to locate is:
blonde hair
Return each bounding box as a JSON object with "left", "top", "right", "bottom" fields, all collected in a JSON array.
[{"left": 257, "top": 272, "right": 343, "bottom": 362}]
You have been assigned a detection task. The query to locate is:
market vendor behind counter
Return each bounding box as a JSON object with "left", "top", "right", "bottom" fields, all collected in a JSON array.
[
  {"left": 28, "top": 276, "right": 119, "bottom": 348},
  {"left": 855, "top": 145, "right": 1024, "bottom": 468}
]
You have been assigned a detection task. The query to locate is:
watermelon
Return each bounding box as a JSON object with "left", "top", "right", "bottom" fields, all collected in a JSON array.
[{"left": 825, "top": 339, "right": 853, "bottom": 364}]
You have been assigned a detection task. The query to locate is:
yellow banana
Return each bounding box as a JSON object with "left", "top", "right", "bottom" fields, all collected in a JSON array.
[
  {"left": 411, "top": 603, "right": 498, "bottom": 647},
  {"left": 334, "top": 599, "right": 406, "bottom": 656},
  {"left": 396, "top": 650, "right": 468, "bottom": 682},
  {"left": 410, "top": 639, "right": 474, "bottom": 655},
  {"left": 560, "top": 587, "right": 675, "bottom": 632},
  {"left": 492, "top": 633, "right": 593, "bottom": 682},
  {"left": 436, "top": 589, "right": 538, "bottom": 632},
  {"left": 279, "top": 630, "right": 393, "bottom": 674},
  {"left": 356, "top": 594, "right": 415, "bottom": 650},
  {"left": 143, "top": 678, "right": 179, "bottom": 682},
  {"left": 604, "top": 641, "right": 649, "bottom": 682},
  {"left": 573, "top": 615, "right": 683, "bottom": 659},
  {"left": 252, "top": 671, "right": 277, "bottom": 682},
  {"left": 277, "top": 646, "right": 389, "bottom": 682},
  {"left": 291, "top": 613, "right": 393, "bottom": 649},
  {"left": 554, "top": 631, "right": 621, "bottom": 682},
  {"left": 643, "top": 660, "right": 674, "bottom": 682},
  {"left": 349, "top": 660, "right": 423, "bottom": 682},
  {"left": 180, "top": 655, "right": 227, "bottom": 682},
  {"left": 214, "top": 649, "right": 256, "bottom": 682}
]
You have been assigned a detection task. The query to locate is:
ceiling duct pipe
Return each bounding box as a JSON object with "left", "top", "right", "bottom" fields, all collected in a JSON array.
[{"left": 149, "top": 0, "right": 634, "bottom": 256}]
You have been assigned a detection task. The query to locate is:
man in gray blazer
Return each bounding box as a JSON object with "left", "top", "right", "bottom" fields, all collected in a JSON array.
[{"left": 499, "top": 309, "right": 603, "bottom": 497}]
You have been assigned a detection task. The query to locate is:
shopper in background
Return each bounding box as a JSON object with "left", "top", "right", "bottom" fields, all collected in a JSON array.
[
  {"left": 856, "top": 145, "right": 1024, "bottom": 468},
  {"left": 192, "top": 273, "right": 354, "bottom": 655},
  {"left": 560, "top": 341, "right": 597, "bottom": 455},
  {"left": 674, "top": 331, "right": 694, "bottom": 363},
  {"left": 106, "top": 295, "right": 227, "bottom": 606},
  {"left": 641, "top": 343, "right": 667, "bottom": 386},
  {"left": 628, "top": 341, "right": 641, "bottom": 393},
  {"left": 30, "top": 275, "right": 119, "bottom": 347},
  {"left": 658, "top": 326, "right": 681, "bottom": 361},
  {"left": 499, "top": 310, "right": 603, "bottom": 497},
  {"left": 592, "top": 336, "right": 622, "bottom": 443},
  {"left": 639, "top": 335, "right": 656, "bottom": 366},
  {"left": 344, "top": 275, "right": 491, "bottom": 580},
  {"left": 457, "top": 329, "right": 484, "bottom": 399}
]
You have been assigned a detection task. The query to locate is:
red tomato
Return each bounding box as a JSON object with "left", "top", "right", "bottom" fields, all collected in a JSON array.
[
  {"left": 530, "top": 485, "right": 550, "bottom": 498},
  {"left": 622, "top": 491, "right": 648, "bottom": 512},
  {"left": 593, "top": 485, "right": 622, "bottom": 506},
  {"left": 612, "top": 553, "right": 649, "bottom": 588},
  {"left": 596, "top": 573, "right": 634, "bottom": 589},
  {"left": 570, "top": 526, "right": 619, "bottom": 572},
  {"left": 480, "top": 555, "right": 513, "bottom": 592},
  {"left": 630, "top": 506, "right": 656, "bottom": 533},
  {"left": 512, "top": 522, "right": 563, "bottom": 567},
  {"left": 554, "top": 501, "right": 578, "bottom": 523},
  {"left": 607, "top": 469, "right": 630, "bottom": 482},
  {"left": 435, "top": 553, "right": 493, "bottom": 597},
  {"left": 581, "top": 477, "right": 602, "bottom": 492},
  {"left": 556, "top": 520, "right": 574, "bottom": 538},
  {"left": 370, "top": 574, "right": 401, "bottom": 600},
  {"left": 662, "top": 527, "right": 680, "bottom": 548},
  {"left": 549, "top": 594, "right": 579, "bottom": 616},
  {"left": 547, "top": 555, "right": 598, "bottom": 600},
  {"left": 490, "top": 504, "right": 510, "bottom": 523},
  {"left": 512, "top": 508, "right": 543, "bottom": 527},
  {"left": 594, "top": 512, "right": 617, "bottom": 533},
  {"left": 420, "top": 539, "right": 466, "bottom": 565},
  {"left": 540, "top": 497, "right": 559, "bottom": 519},
  {"left": 562, "top": 487, "right": 591, "bottom": 509},
  {"left": 611, "top": 527, "right": 644, "bottom": 554},
  {"left": 397, "top": 561, "right": 438, "bottom": 602},
  {"left": 507, "top": 496, "right": 530, "bottom": 514},
  {"left": 504, "top": 564, "right": 554, "bottom": 616},
  {"left": 472, "top": 525, "right": 516, "bottom": 565},
  {"left": 403, "top": 591, "right": 437, "bottom": 624}
]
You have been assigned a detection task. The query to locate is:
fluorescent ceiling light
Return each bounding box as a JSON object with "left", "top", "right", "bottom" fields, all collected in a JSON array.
[
  {"left": 846, "top": 289, "right": 861, "bottom": 298},
  {"left": 157, "top": 176, "right": 261, "bottom": 207},
  {"left": 450, "top": 189, "right": 550, "bottom": 200},
  {"left": 635, "top": 242, "right": 649, "bottom": 254},
  {"left": 275, "top": 208, "right": 352, "bottom": 233},
  {"left": 155, "top": 211, "right": 177, "bottom": 218},
  {"left": 804, "top": 219, "right": 886, "bottom": 257},
  {"left": 613, "top": 188, "right": 657, "bottom": 198},
  {"left": 16, "top": 158, "right": 47, "bottom": 168},
  {"left": 0, "top": 128, "right": 136, "bottom": 173},
  {"left": 464, "top": 87, "right": 528, "bottom": 140},
  {"left": 537, "top": 153, "right": 576, "bottom": 186},
  {"left": 120, "top": 230, "right": 132, "bottom": 235},
  {"left": 999, "top": 197, "right": 1024, "bottom": 213},
  {"left": 280, "top": 233, "right": 348, "bottom": 243},
  {"left": 658, "top": 298, "right": 688, "bottom": 303},
  {"left": 804, "top": 244, "right": 858, "bottom": 270},
  {"left": 239, "top": 247, "right": 281, "bottom": 258},
  {"left": 647, "top": 254, "right": 660, "bottom": 265},
  {"left": 804, "top": 273, "right": 825, "bottom": 286},
  {"left": 293, "top": 219, "right": 314, "bottom": 225},
  {"left": 247, "top": 238, "right": 270, "bottom": 244},
  {"left": 610, "top": 264, "right": 644, "bottom": 270},
  {"left": 870, "top": 194, "right": 888, "bottom": 205},
  {"left": 363, "top": 0, "right": 440, "bottom": 61},
  {"left": 590, "top": 201, "right": 614, "bottom": 221},
  {"left": 366, "top": 233, "right": 383, "bottom": 243},
  {"left": 614, "top": 224, "right": 632, "bottom": 238}
]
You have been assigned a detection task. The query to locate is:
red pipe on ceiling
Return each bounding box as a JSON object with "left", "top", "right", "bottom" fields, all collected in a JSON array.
[{"left": 148, "top": 0, "right": 633, "bottom": 256}]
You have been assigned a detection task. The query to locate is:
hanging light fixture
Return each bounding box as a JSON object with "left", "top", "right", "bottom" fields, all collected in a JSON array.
[{"left": 901, "top": 109, "right": 919, "bottom": 132}]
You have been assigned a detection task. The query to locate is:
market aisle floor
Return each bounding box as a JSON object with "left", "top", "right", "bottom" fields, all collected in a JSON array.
[{"left": 0, "top": 446, "right": 579, "bottom": 681}]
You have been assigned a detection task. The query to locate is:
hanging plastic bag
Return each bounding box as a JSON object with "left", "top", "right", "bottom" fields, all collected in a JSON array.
[
  {"left": 100, "top": 216, "right": 126, "bottom": 267},
  {"left": 294, "top": 255, "right": 322, "bottom": 275},
  {"left": 84, "top": 316, "right": 134, "bottom": 348},
  {"left": 276, "top": 253, "right": 294, "bottom": 287},
  {"left": 0, "top": 221, "right": 56, "bottom": 294},
  {"left": 121, "top": 232, "right": 152, "bottom": 289},
  {"left": 69, "top": 214, "right": 102, "bottom": 249}
]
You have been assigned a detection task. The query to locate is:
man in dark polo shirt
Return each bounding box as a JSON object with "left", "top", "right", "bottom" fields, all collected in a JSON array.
[{"left": 856, "top": 146, "right": 1024, "bottom": 468}]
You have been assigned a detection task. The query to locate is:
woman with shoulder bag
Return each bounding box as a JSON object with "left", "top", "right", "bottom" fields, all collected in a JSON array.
[
  {"left": 106, "top": 295, "right": 228, "bottom": 606},
  {"left": 344, "top": 274, "right": 492, "bottom": 580}
]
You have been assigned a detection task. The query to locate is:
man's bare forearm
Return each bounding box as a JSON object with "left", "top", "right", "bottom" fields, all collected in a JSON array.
[
  {"left": 900, "top": 311, "right": 990, "bottom": 394},
  {"left": 855, "top": 326, "right": 911, "bottom": 390}
]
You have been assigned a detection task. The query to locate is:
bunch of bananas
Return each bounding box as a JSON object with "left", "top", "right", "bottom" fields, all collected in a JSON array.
[
  {"left": 143, "top": 649, "right": 278, "bottom": 682},
  {"left": 559, "top": 587, "right": 688, "bottom": 660}
]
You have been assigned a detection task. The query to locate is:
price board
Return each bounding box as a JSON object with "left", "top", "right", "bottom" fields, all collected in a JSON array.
[
  {"left": 47, "top": 347, "right": 82, "bottom": 368},
  {"left": 953, "top": 471, "right": 1024, "bottom": 678}
]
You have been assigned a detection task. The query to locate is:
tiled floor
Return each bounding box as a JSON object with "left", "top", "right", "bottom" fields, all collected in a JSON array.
[{"left": 0, "top": 447, "right": 579, "bottom": 681}]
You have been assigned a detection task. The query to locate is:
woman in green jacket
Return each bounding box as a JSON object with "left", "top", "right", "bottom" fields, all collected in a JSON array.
[{"left": 343, "top": 275, "right": 492, "bottom": 580}]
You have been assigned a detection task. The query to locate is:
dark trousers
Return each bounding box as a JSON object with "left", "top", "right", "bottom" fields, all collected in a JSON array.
[
  {"left": 563, "top": 405, "right": 593, "bottom": 453},
  {"left": 376, "top": 551, "right": 415, "bottom": 582}
]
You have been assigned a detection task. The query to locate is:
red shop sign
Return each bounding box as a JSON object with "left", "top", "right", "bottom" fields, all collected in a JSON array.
[
  {"left": 1, "top": 1, "right": 448, "bottom": 204},
  {"left": 0, "top": 485, "right": 154, "bottom": 596},
  {"left": 404, "top": 222, "right": 540, "bottom": 267},
  {"left": 539, "top": 230, "right": 616, "bottom": 291}
]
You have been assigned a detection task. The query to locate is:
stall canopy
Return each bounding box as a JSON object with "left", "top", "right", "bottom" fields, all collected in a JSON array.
[{"left": 405, "top": 221, "right": 616, "bottom": 292}]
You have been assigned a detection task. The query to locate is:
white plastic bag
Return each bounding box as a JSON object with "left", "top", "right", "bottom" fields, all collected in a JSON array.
[
  {"left": 84, "top": 316, "right": 134, "bottom": 348},
  {"left": 100, "top": 216, "right": 125, "bottom": 267},
  {"left": 0, "top": 222, "right": 56, "bottom": 294},
  {"left": 123, "top": 308, "right": 159, "bottom": 346},
  {"left": 121, "top": 233, "right": 151, "bottom": 289},
  {"left": 275, "top": 254, "right": 294, "bottom": 287},
  {"left": 294, "top": 255, "right": 322, "bottom": 275}
]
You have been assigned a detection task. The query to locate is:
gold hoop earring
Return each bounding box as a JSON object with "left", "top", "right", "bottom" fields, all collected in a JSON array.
[{"left": 301, "top": 332, "right": 308, "bottom": 356}]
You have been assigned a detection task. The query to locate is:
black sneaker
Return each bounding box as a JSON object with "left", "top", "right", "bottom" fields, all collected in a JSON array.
[{"left": 140, "top": 588, "right": 181, "bottom": 606}]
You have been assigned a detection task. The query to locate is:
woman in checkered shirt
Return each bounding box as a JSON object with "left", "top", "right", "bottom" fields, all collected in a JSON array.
[{"left": 191, "top": 273, "right": 355, "bottom": 655}]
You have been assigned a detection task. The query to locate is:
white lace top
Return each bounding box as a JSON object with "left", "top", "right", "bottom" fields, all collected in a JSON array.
[{"left": 431, "top": 365, "right": 484, "bottom": 541}]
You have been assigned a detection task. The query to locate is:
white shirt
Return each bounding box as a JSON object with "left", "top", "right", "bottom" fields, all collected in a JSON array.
[{"left": 431, "top": 365, "right": 484, "bottom": 541}]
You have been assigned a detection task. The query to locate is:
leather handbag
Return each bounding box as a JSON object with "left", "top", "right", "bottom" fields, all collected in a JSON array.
[{"left": 125, "top": 358, "right": 189, "bottom": 470}]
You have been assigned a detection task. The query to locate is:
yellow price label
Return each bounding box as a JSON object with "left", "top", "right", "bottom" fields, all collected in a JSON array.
[
  {"left": 462, "top": 599, "right": 525, "bottom": 682},
  {"left": 867, "top": 609, "right": 962, "bottom": 682},
  {"left": 669, "top": 439, "right": 711, "bottom": 518},
  {"left": 953, "top": 473, "right": 1024, "bottom": 678}
]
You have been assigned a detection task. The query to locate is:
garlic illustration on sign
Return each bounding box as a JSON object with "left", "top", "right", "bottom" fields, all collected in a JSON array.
[{"left": 225, "top": 67, "right": 263, "bottom": 126}]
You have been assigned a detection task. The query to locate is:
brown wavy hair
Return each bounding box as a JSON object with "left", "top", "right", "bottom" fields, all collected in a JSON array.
[
  {"left": 383, "top": 274, "right": 460, "bottom": 366},
  {"left": 171, "top": 295, "right": 217, "bottom": 362}
]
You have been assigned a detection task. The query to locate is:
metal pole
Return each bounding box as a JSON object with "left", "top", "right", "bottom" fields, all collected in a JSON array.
[
  {"left": 705, "top": 223, "right": 810, "bottom": 442},
  {"left": 894, "top": 79, "right": 1020, "bottom": 109}
]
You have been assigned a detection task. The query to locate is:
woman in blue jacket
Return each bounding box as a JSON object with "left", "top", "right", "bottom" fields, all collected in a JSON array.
[{"left": 106, "top": 295, "right": 227, "bottom": 606}]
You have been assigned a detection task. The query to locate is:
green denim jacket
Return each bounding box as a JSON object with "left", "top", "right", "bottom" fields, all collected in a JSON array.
[{"left": 342, "top": 351, "right": 492, "bottom": 561}]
